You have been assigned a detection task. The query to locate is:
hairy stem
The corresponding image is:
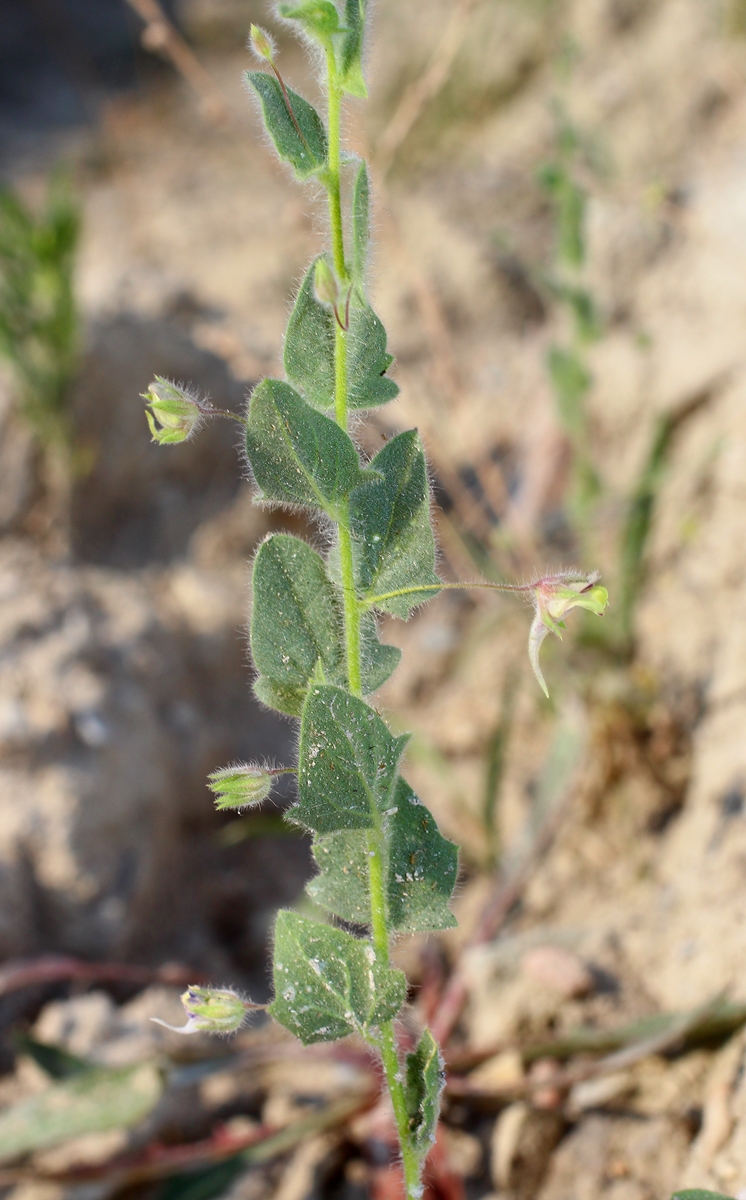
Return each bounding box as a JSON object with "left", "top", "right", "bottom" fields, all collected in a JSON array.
[
  {"left": 326, "top": 50, "right": 347, "bottom": 283},
  {"left": 324, "top": 47, "right": 421, "bottom": 1198}
]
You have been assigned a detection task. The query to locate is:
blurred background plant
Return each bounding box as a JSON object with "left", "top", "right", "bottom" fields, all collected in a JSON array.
[{"left": 0, "top": 173, "right": 80, "bottom": 452}]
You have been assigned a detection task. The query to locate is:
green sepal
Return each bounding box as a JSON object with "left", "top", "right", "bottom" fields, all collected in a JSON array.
[
  {"left": 251, "top": 534, "right": 345, "bottom": 715},
  {"left": 351, "top": 160, "right": 370, "bottom": 293},
  {"left": 245, "top": 379, "right": 370, "bottom": 514},
  {"left": 308, "top": 778, "right": 458, "bottom": 932},
  {"left": 340, "top": 0, "right": 367, "bottom": 97},
  {"left": 404, "top": 1028, "right": 445, "bottom": 1159},
  {"left": 278, "top": 0, "right": 342, "bottom": 45},
  {"left": 270, "top": 911, "right": 406, "bottom": 1044},
  {"left": 350, "top": 429, "right": 441, "bottom": 616},
  {"left": 295, "top": 685, "right": 408, "bottom": 834},
  {"left": 246, "top": 72, "right": 327, "bottom": 180},
  {"left": 284, "top": 259, "right": 399, "bottom": 412}
]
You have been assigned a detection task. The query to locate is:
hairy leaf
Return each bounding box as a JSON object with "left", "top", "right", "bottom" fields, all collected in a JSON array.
[
  {"left": 278, "top": 0, "right": 342, "bottom": 43},
  {"left": 340, "top": 0, "right": 367, "bottom": 98},
  {"left": 246, "top": 72, "right": 327, "bottom": 179},
  {"left": 351, "top": 161, "right": 369, "bottom": 292},
  {"left": 0, "top": 1064, "right": 162, "bottom": 1162},
  {"left": 350, "top": 429, "right": 440, "bottom": 616},
  {"left": 251, "top": 537, "right": 398, "bottom": 714},
  {"left": 296, "top": 685, "right": 408, "bottom": 833},
  {"left": 386, "top": 779, "right": 458, "bottom": 931},
  {"left": 284, "top": 260, "right": 398, "bottom": 412},
  {"left": 245, "top": 378, "right": 369, "bottom": 513},
  {"left": 284, "top": 260, "right": 335, "bottom": 411},
  {"left": 270, "top": 911, "right": 406, "bottom": 1044},
  {"left": 360, "top": 612, "right": 401, "bottom": 692},
  {"left": 404, "top": 1028, "right": 444, "bottom": 1159},
  {"left": 308, "top": 778, "right": 457, "bottom": 931},
  {"left": 308, "top": 829, "right": 371, "bottom": 924},
  {"left": 347, "top": 304, "right": 400, "bottom": 409},
  {"left": 251, "top": 535, "right": 345, "bottom": 715}
]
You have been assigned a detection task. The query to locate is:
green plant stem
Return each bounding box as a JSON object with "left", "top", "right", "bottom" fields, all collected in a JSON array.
[
  {"left": 380, "top": 1022, "right": 423, "bottom": 1200},
  {"left": 338, "top": 503, "right": 363, "bottom": 697},
  {"left": 324, "top": 47, "right": 422, "bottom": 1199},
  {"left": 362, "top": 580, "right": 536, "bottom": 608},
  {"left": 325, "top": 50, "right": 347, "bottom": 283}
]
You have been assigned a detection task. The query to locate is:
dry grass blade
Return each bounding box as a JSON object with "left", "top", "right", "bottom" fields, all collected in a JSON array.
[
  {"left": 374, "top": 0, "right": 483, "bottom": 176},
  {"left": 446, "top": 994, "right": 741, "bottom": 1103},
  {"left": 0, "top": 955, "right": 204, "bottom": 997}
]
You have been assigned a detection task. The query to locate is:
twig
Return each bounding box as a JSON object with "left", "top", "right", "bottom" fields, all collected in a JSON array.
[
  {"left": 0, "top": 955, "right": 205, "bottom": 998},
  {"left": 124, "top": 0, "right": 229, "bottom": 123}
]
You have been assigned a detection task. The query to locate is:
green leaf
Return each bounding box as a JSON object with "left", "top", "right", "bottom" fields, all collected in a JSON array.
[
  {"left": 347, "top": 304, "right": 400, "bottom": 409},
  {"left": 270, "top": 911, "right": 406, "bottom": 1044},
  {"left": 15, "top": 1035, "right": 89, "bottom": 1080},
  {"left": 385, "top": 778, "right": 458, "bottom": 932},
  {"left": 308, "top": 829, "right": 371, "bottom": 924},
  {"left": 671, "top": 1193, "right": 736, "bottom": 1200},
  {"left": 360, "top": 611, "right": 401, "bottom": 692},
  {"left": 308, "top": 778, "right": 458, "bottom": 932},
  {"left": 254, "top": 676, "right": 309, "bottom": 717},
  {"left": 296, "top": 685, "right": 408, "bottom": 834},
  {"left": 246, "top": 72, "right": 327, "bottom": 180},
  {"left": 404, "top": 1028, "right": 444, "bottom": 1159},
  {"left": 245, "top": 378, "right": 369, "bottom": 513},
  {"left": 251, "top": 534, "right": 345, "bottom": 716},
  {"left": 340, "top": 0, "right": 367, "bottom": 98},
  {"left": 284, "top": 260, "right": 335, "bottom": 411},
  {"left": 350, "top": 430, "right": 440, "bottom": 616},
  {"left": 278, "top": 1, "right": 342, "bottom": 44},
  {"left": 284, "top": 259, "right": 398, "bottom": 412},
  {"left": 0, "top": 1064, "right": 162, "bottom": 1163},
  {"left": 351, "top": 161, "right": 369, "bottom": 292}
]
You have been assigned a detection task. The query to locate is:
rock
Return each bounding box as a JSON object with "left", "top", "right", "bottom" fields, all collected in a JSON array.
[
  {"left": 469, "top": 1049, "right": 525, "bottom": 1092},
  {"left": 521, "top": 945, "right": 596, "bottom": 999},
  {"left": 537, "top": 1113, "right": 691, "bottom": 1200},
  {"left": 490, "top": 1101, "right": 565, "bottom": 1198}
]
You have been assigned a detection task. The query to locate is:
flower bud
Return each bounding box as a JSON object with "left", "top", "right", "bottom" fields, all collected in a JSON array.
[
  {"left": 142, "top": 377, "right": 203, "bottom": 445},
  {"left": 208, "top": 763, "right": 273, "bottom": 810},
  {"left": 152, "top": 986, "right": 249, "bottom": 1036},
  {"left": 313, "top": 257, "right": 339, "bottom": 308},
  {"left": 249, "top": 24, "right": 275, "bottom": 63},
  {"left": 528, "top": 571, "right": 608, "bottom": 697}
]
